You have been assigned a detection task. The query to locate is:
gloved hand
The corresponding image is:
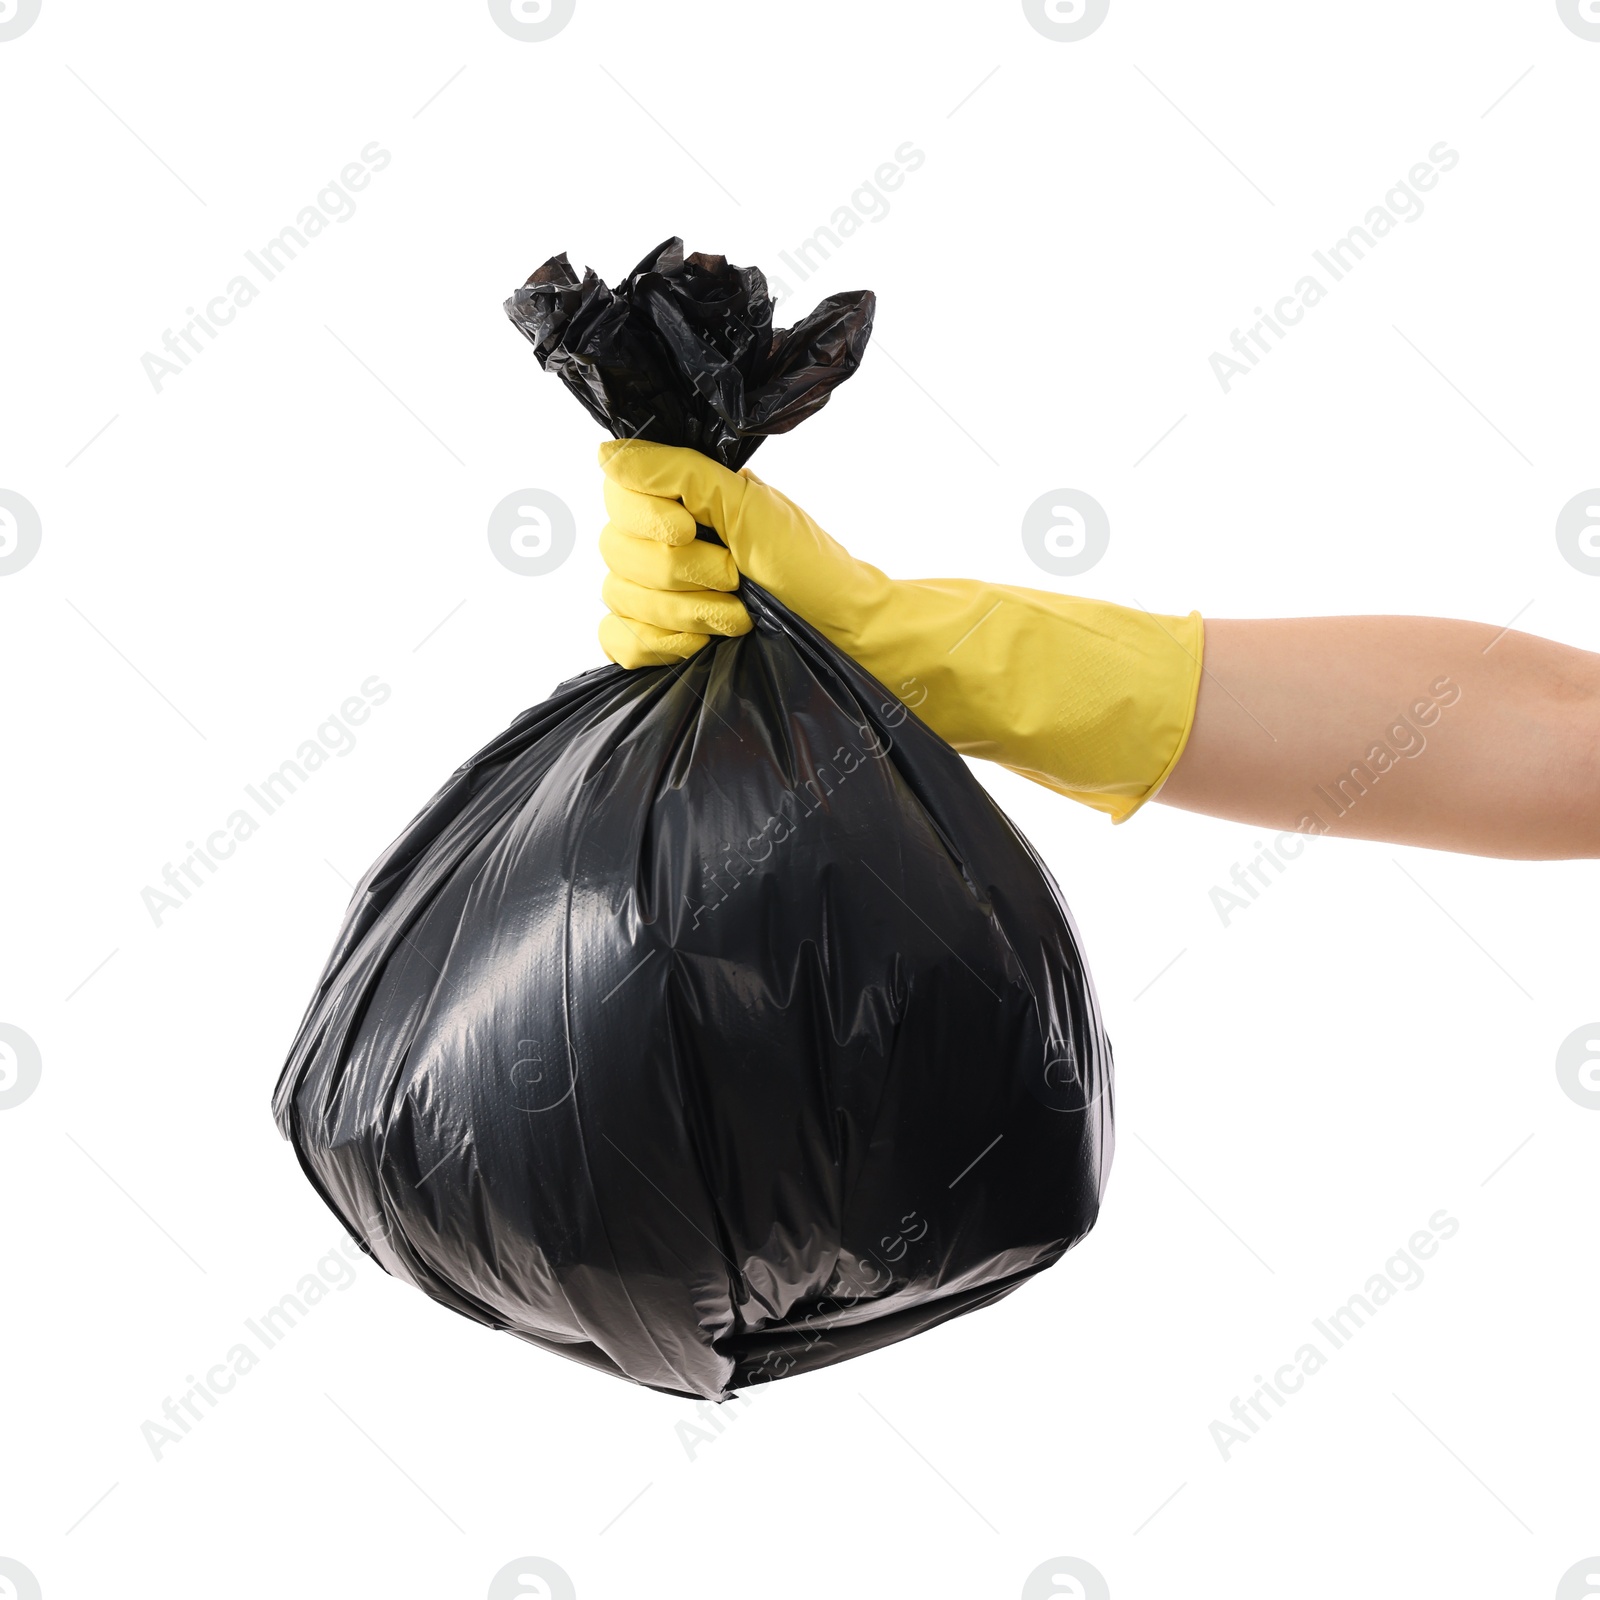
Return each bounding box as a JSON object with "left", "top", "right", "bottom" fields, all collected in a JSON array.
[{"left": 596, "top": 440, "right": 1204, "bottom": 822}]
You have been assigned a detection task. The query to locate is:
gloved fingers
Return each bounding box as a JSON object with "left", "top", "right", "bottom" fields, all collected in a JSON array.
[
  {"left": 602, "top": 477, "right": 699, "bottom": 546},
  {"left": 598, "top": 612, "right": 709, "bottom": 669},
  {"left": 599, "top": 523, "right": 741, "bottom": 593},
  {"left": 602, "top": 573, "right": 752, "bottom": 639},
  {"left": 599, "top": 439, "right": 747, "bottom": 542}
]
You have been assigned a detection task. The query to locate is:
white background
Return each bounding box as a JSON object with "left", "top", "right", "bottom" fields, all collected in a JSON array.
[{"left": 2, "top": 2, "right": 1597, "bottom": 1597}]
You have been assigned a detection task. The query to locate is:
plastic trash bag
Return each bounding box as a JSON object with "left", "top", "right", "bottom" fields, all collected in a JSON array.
[{"left": 273, "top": 239, "right": 1113, "bottom": 1400}]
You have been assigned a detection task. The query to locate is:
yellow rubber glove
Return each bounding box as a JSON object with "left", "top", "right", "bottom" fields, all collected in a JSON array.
[{"left": 596, "top": 440, "right": 1204, "bottom": 823}]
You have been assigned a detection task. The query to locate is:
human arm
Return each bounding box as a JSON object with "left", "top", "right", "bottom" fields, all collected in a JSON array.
[
  {"left": 1159, "top": 616, "right": 1600, "bottom": 859},
  {"left": 595, "top": 441, "right": 1600, "bottom": 859}
]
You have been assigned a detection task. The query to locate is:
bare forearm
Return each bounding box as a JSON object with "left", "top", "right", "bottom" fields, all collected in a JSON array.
[{"left": 1158, "top": 616, "right": 1600, "bottom": 859}]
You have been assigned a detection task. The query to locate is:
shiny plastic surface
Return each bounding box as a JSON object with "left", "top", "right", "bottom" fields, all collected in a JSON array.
[{"left": 273, "top": 242, "right": 1113, "bottom": 1398}]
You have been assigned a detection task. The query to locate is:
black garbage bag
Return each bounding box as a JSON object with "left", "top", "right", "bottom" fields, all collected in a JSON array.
[{"left": 273, "top": 239, "right": 1113, "bottom": 1400}]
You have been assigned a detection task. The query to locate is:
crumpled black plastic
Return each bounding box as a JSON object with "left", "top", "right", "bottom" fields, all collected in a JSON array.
[
  {"left": 503, "top": 236, "right": 875, "bottom": 469},
  {"left": 273, "top": 241, "right": 1113, "bottom": 1400}
]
